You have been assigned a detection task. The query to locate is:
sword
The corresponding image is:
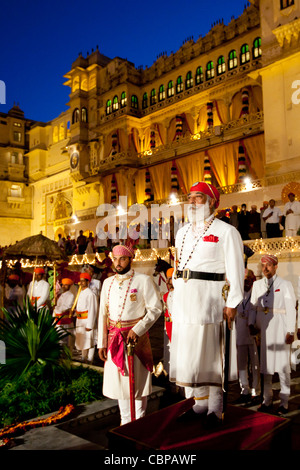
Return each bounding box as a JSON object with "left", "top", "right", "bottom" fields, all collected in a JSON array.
[
  {"left": 127, "top": 341, "right": 136, "bottom": 422},
  {"left": 222, "top": 283, "right": 231, "bottom": 416}
]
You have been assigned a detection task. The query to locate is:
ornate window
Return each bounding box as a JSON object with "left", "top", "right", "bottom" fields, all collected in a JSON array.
[
  {"left": 206, "top": 61, "right": 214, "bottom": 80},
  {"left": 150, "top": 88, "right": 156, "bottom": 105},
  {"left": 113, "top": 96, "right": 119, "bottom": 112},
  {"left": 195, "top": 66, "right": 204, "bottom": 84},
  {"left": 167, "top": 80, "right": 174, "bottom": 97},
  {"left": 106, "top": 99, "right": 112, "bottom": 115},
  {"left": 72, "top": 108, "right": 80, "bottom": 123},
  {"left": 240, "top": 44, "right": 250, "bottom": 64},
  {"left": 81, "top": 107, "right": 88, "bottom": 122},
  {"left": 253, "top": 37, "right": 262, "bottom": 59},
  {"left": 159, "top": 84, "right": 165, "bottom": 101},
  {"left": 131, "top": 95, "right": 138, "bottom": 109},
  {"left": 142, "top": 92, "right": 148, "bottom": 109},
  {"left": 186, "top": 71, "right": 193, "bottom": 89},
  {"left": 176, "top": 76, "right": 183, "bottom": 93},
  {"left": 121, "top": 91, "right": 127, "bottom": 108},
  {"left": 217, "top": 56, "right": 226, "bottom": 75},
  {"left": 228, "top": 50, "right": 238, "bottom": 70}
]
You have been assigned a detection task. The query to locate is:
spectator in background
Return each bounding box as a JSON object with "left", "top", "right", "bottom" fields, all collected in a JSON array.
[
  {"left": 229, "top": 205, "right": 239, "bottom": 230},
  {"left": 77, "top": 230, "right": 87, "bottom": 254},
  {"left": 284, "top": 192, "right": 300, "bottom": 237},
  {"left": 85, "top": 232, "right": 94, "bottom": 254},
  {"left": 260, "top": 201, "right": 269, "bottom": 238},
  {"left": 238, "top": 204, "right": 250, "bottom": 240},
  {"left": 263, "top": 199, "right": 283, "bottom": 238},
  {"left": 248, "top": 205, "right": 261, "bottom": 239}
]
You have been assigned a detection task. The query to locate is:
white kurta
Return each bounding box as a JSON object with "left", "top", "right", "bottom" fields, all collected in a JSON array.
[
  {"left": 170, "top": 216, "right": 244, "bottom": 387},
  {"left": 284, "top": 200, "right": 300, "bottom": 235},
  {"left": 75, "top": 287, "right": 98, "bottom": 350},
  {"left": 98, "top": 270, "right": 162, "bottom": 400},
  {"left": 53, "top": 290, "right": 75, "bottom": 319},
  {"left": 249, "top": 275, "right": 297, "bottom": 375},
  {"left": 27, "top": 279, "right": 50, "bottom": 309}
]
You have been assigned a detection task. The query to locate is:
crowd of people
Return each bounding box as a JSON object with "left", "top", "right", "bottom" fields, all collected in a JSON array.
[{"left": 2, "top": 182, "right": 300, "bottom": 430}]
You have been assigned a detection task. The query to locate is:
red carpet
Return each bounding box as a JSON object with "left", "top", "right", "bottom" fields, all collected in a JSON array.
[{"left": 108, "top": 398, "right": 291, "bottom": 450}]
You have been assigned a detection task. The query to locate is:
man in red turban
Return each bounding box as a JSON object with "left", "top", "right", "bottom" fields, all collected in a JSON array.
[
  {"left": 27, "top": 267, "right": 50, "bottom": 310},
  {"left": 170, "top": 181, "right": 244, "bottom": 427},
  {"left": 249, "top": 255, "right": 296, "bottom": 415},
  {"left": 53, "top": 278, "right": 75, "bottom": 349}
]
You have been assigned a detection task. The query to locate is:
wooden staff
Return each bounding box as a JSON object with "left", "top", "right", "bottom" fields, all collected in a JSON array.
[
  {"left": 127, "top": 341, "right": 136, "bottom": 422},
  {"left": 30, "top": 256, "right": 38, "bottom": 302},
  {"left": 53, "top": 262, "right": 57, "bottom": 307},
  {"left": 68, "top": 284, "right": 81, "bottom": 319}
]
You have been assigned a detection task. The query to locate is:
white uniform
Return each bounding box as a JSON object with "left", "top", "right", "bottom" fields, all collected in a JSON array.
[
  {"left": 284, "top": 200, "right": 300, "bottom": 237},
  {"left": 236, "top": 290, "right": 260, "bottom": 396},
  {"left": 249, "top": 275, "right": 297, "bottom": 407},
  {"left": 98, "top": 269, "right": 162, "bottom": 424},
  {"left": 4, "top": 284, "right": 25, "bottom": 308},
  {"left": 27, "top": 279, "right": 50, "bottom": 309},
  {"left": 170, "top": 215, "right": 244, "bottom": 417},
  {"left": 53, "top": 290, "right": 75, "bottom": 347},
  {"left": 75, "top": 287, "right": 98, "bottom": 362}
]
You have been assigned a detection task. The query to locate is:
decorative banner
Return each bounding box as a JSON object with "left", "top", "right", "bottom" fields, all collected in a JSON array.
[
  {"left": 207, "top": 102, "right": 213, "bottom": 128},
  {"left": 171, "top": 160, "right": 179, "bottom": 194},
  {"left": 145, "top": 168, "right": 153, "bottom": 201},
  {"left": 175, "top": 115, "right": 183, "bottom": 139},
  {"left": 238, "top": 143, "right": 247, "bottom": 181},
  {"left": 111, "top": 173, "right": 118, "bottom": 204},
  {"left": 150, "top": 130, "right": 156, "bottom": 149},
  {"left": 203, "top": 152, "right": 212, "bottom": 184},
  {"left": 241, "top": 88, "right": 249, "bottom": 116}
]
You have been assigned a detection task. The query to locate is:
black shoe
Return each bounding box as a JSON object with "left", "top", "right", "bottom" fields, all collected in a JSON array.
[
  {"left": 234, "top": 394, "right": 252, "bottom": 405},
  {"left": 276, "top": 406, "right": 288, "bottom": 416},
  {"left": 258, "top": 403, "right": 273, "bottom": 413},
  {"left": 177, "top": 408, "right": 202, "bottom": 423},
  {"left": 204, "top": 412, "right": 222, "bottom": 429}
]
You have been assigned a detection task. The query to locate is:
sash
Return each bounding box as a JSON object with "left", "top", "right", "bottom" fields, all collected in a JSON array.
[{"left": 54, "top": 310, "right": 73, "bottom": 325}]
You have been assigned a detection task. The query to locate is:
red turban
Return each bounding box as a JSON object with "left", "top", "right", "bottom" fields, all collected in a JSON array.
[
  {"left": 34, "top": 267, "right": 45, "bottom": 274},
  {"left": 80, "top": 272, "right": 91, "bottom": 282},
  {"left": 189, "top": 182, "right": 220, "bottom": 209},
  {"left": 112, "top": 244, "right": 135, "bottom": 258},
  {"left": 261, "top": 254, "right": 278, "bottom": 265},
  {"left": 61, "top": 278, "right": 73, "bottom": 285},
  {"left": 8, "top": 274, "right": 19, "bottom": 281}
]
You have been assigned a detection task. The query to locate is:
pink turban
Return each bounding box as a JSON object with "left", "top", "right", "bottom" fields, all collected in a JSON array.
[
  {"left": 112, "top": 244, "right": 135, "bottom": 258},
  {"left": 189, "top": 182, "right": 220, "bottom": 209},
  {"left": 261, "top": 254, "right": 278, "bottom": 265}
]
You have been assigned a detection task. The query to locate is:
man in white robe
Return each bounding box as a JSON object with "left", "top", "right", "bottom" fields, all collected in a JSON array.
[
  {"left": 169, "top": 181, "right": 244, "bottom": 427},
  {"left": 75, "top": 272, "right": 98, "bottom": 363},
  {"left": 53, "top": 278, "right": 75, "bottom": 349},
  {"left": 283, "top": 192, "right": 300, "bottom": 237},
  {"left": 98, "top": 244, "right": 162, "bottom": 425},
  {"left": 248, "top": 254, "right": 296, "bottom": 415},
  {"left": 27, "top": 267, "right": 50, "bottom": 310}
]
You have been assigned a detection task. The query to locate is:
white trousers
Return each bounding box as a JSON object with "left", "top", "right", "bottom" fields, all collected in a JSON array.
[
  {"left": 263, "top": 373, "right": 290, "bottom": 408},
  {"left": 82, "top": 347, "right": 95, "bottom": 363},
  {"left": 185, "top": 385, "right": 223, "bottom": 419},
  {"left": 118, "top": 397, "right": 147, "bottom": 425},
  {"left": 237, "top": 343, "right": 260, "bottom": 395}
]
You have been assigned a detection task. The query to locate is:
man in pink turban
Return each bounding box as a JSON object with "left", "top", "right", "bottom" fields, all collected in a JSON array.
[
  {"left": 249, "top": 255, "right": 296, "bottom": 415},
  {"left": 98, "top": 244, "right": 162, "bottom": 425}
]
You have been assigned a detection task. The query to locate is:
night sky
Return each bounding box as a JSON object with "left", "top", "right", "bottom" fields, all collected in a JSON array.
[{"left": 0, "top": 0, "right": 249, "bottom": 123}]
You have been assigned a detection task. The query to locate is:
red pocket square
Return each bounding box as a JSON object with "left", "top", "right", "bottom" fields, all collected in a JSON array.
[
  {"left": 203, "top": 235, "right": 219, "bottom": 243},
  {"left": 275, "top": 289, "right": 280, "bottom": 292}
]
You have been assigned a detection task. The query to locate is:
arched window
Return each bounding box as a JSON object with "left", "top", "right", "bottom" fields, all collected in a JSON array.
[
  {"left": 186, "top": 71, "right": 193, "bottom": 89},
  {"left": 106, "top": 99, "right": 112, "bottom": 115},
  {"left": 159, "top": 84, "right": 165, "bottom": 102},
  {"left": 240, "top": 44, "right": 250, "bottom": 64},
  {"left": 72, "top": 108, "right": 80, "bottom": 123},
  {"left": 253, "top": 37, "right": 262, "bottom": 59},
  {"left": 150, "top": 88, "right": 156, "bottom": 105},
  {"left": 121, "top": 91, "right": 127, "bottom": 108},
  {"left": 113, "top": 96, "right": 119, "bottom": 112},
  {"left": 72, "top": 76, "right": 80, "bottom": 92},
  {"left": 206, "top": 61, "right": 214, "bottom": 80},
  {"left": 217, "top": 56, "right": 226, "bottom": 75},
  {"left": 81, "top": 107, "right": 88, "bottom": 122},
  {"left": 142, "top": 92, "right": 148, "bottom": 109},
  {"left": 228, "top": 50, "right": 238, "bottom": 70},
  {"left": 176, "top": 76, "right": 183, "bottom": 93},
  {"left": 131, "top": 95, "right": 138, "bottom": 109},
  {"left": 195, "top": 66, "right": 204, "bottom": 84},
  {"left": 167, "top": 80, "right": 174, "bottom": 97},
  {"left": 81, "top": 76, "right": 88, "bottom": 91}
]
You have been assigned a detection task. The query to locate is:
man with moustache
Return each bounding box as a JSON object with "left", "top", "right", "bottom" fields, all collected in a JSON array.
[
  {"left": 170, "top": 182, "right": 244, "bottom": 427},
  {"left": 98, "top": 244, "right": 162, "bottom": 425},
  {"left": 248, "top": 255, "right": 296, "bottom": 415},
  {"left": 53, "top": 278, "right": 75, "bottom": 349}
]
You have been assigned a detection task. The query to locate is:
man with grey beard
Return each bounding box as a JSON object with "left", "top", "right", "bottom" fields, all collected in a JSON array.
[{"left": 170, "top": 181, "right": 244, "bottom": 427}]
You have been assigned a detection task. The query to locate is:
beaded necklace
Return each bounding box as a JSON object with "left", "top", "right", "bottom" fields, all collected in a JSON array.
[
  {"left": 106, "top": 270, "right": 135, "bottom": 326},
  {"left": 177, "top": 216, "right": 215, "bottom": 270}
]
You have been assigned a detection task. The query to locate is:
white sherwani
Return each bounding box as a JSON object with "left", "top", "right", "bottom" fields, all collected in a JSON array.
[
  {"left": 284, "top": 200, "right": 300, "bottom": 236},
  {"left": 27, "top": 279, "right": 50, "bottom": 309},
  {"left": 170, "top": 216, "right": 244, "bottom": 388},
  {"left": 53, "top": 290, "right": 75, "bottom": 321},
  {"left": 249, "top": 275, "right": 296, "bottom": 374},
  {"left": 75, "top": 287, "right": 98, "bottom": 350},
  {"left": 98, "top": 270, "right": 162, "bottom": 400}
]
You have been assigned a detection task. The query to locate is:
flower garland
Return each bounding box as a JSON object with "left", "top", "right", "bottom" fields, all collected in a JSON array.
[{"left": 0, "top": 404, "right": 74, "bottom": 449}]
